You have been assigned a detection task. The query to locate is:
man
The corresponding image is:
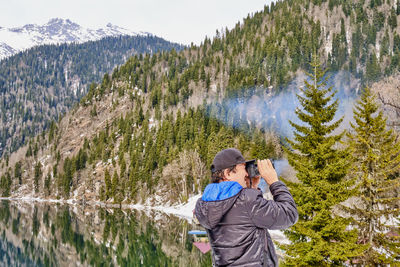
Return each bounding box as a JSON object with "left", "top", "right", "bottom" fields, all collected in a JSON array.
[{"left": 194, "top": 148, "right": 298, "bottom": 267}]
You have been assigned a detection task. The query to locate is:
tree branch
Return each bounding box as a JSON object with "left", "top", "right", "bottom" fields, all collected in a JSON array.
[
  {"left": 378, "top": 93, "right": 400, "bottom": 110},
  {"left": 377, "top": 93, "right": 400, "bottom": 126}
]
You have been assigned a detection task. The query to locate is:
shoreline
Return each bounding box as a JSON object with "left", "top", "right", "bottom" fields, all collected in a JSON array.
[
  {"left": 0, "top": 194, "right": 202, "bottom": 221},
  {"left": 0, "top": 194, "right": 289, "bottom": 244}
]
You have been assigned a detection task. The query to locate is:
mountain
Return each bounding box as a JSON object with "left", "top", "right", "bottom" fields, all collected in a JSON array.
[
  {"left": 1, "top": 0, "right": 400, "bottom": 207},
  {"left": 0, "top": 18, "right": 150, "bottom": 60},
  {"left": 0, "top": 35, "right": 184, "bottom": 156}
]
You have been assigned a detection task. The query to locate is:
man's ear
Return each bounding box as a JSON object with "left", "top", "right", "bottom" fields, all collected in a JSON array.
[{"left": 223, "top": 169, "right": 230, "bottom": 180}]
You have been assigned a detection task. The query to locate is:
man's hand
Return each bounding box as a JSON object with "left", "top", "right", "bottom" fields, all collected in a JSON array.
[{"left": 257, "top": 159, "right": 278, "bottom": 185}]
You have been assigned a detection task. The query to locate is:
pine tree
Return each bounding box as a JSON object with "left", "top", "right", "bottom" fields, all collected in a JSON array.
[
  {"left": 104, "top": 169, "right": 111, "bottom": 199},
  {"left": 44, "top": 173, "right": 51, "bottom": 195},
  {"left": 48, "top": 121, "right": 55, "bottom": 142},
  {"left": 99, "top": 185, "right": 106, "bottom": 201},
  {"left": 366, "top": 53, "right": 380, "bottom": 82},
  {"left": 206, "top": 127, "right": 235, "bottom": 167},
  {"left": 216, "top": 126, "right": 235, "bottom": 149},
  {"left": 0, "top": 171, "right": 12, "bottom": 197},
  {"left": 129, "top": 164, "right": 137, "bottom": 199},
  {"left": 34, "top": 162, "right": 42, "bottom": 193},
  {"left": 120, "top": 156, "right": 126, "bottom": 178},
  {"left": 344, "top": 87, "right": 400, "bottom": 265},
  {"left": 14, "top": 161, "right": 22, "bottom": 185},
  {"left": 26, "top": 144, "right": 32, "bottom": 157},
  {"left": 249, "top": 130, "right": 273, "bottom": 160},
  {"left": 282, "top": 57, "right": 365, "bottom": 266},
  {"left": 112, "top": 170, "right": 119, "bottom": 199},
  {"left": 196, "top": 126, "right": 207, "bottom": 160},
  {"left": 398, "top": 1, "right": 400, "bottom": 15},
  {"left": 62, "top": 158, "right": 73, "bottom": 196},
  {"left": 206, "top": 132, "right": 219, "bottom": 167}
]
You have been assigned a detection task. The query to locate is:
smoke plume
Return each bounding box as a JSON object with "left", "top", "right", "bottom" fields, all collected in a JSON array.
[{"left": 209, "top": 70, "right": 359, "bottom": 139}]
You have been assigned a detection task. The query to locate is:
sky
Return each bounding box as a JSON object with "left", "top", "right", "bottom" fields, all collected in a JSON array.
[{"left": 0, "top": 0, "right": 273, "bottom": 45}]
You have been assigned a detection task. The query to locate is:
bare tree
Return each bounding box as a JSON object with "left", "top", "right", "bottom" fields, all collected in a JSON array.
[
  {"left": 377, "top": 92, "right": 400, "bottom": 127},
  {"left": 378, "top": 92, "right": 400, "bottom": 110},
  {"left": 161, "top": 150, "right": 206, "bottom": 203}
]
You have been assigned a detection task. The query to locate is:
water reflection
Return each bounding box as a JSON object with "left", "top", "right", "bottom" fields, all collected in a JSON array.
[{"left": 0, "top": 200, "right": 212, "bottom": 266}]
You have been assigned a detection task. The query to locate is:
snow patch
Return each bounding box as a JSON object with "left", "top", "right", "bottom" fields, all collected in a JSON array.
[{"left": 151, "top": 194, "right": 201, "bottom": 221}]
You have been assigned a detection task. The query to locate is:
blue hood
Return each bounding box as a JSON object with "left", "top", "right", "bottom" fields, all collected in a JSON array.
[{"left": 202, "top": 181, "right": 243, "bottom": 201}]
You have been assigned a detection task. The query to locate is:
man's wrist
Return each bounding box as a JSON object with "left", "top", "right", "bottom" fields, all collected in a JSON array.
[{"left": 267, "top": 179, "right": 279, "bottom": 186}]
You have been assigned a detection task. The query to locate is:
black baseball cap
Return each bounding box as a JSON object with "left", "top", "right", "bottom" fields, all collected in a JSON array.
[{"left": 211, "top": 148, "right": 246, "bottom": 172}]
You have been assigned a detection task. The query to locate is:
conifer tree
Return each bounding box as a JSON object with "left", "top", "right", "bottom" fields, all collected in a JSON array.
[
  {"left": 14, "top": 161, "right": 22, "bottom": 185},
  {"left": 62, "top": 158, "right": 73, "bottom": 196},
  {"left": 112, "top": 170, "right": 119, "bottom": 199},
  {"left": 344, "top": 87, "right": 400, "bottom": 265},
  {"left": 398, "top": 1, "right": 400, "bottom": 15},
  {"left": 282, "top": 57, "right": 365, "bottom": 266},
  {"left": 120, "top": 156, "right": 126, "bottom": 178},
  {"left": 99, "top": 185, "right": 106, "bottom": 201},
  {"left": 44, "top": 174, "right": 51, "bottom": 195},
  {"left": 0, "top": 171, "right": 11, "bottom": 197},
  {"left": 206, "top": 132, "right": 219, "bottom": 167},
  {"left": 206, "top": 127, "right": 234, "bottom": 167},
  {"left": 104, "top": 169, "right": 111, "bottom": 199},
  {"left": 249, "top": 130, "right": 272, "bottom": 159},
  {"left": 196, "top": 126, "right": 207, "bottom": 160},
  {"left": 129, "top": 164, "right": 138, "bottom": 199},
  {"left": 34, "top": 162, "right": 42, "bottom": 193}
]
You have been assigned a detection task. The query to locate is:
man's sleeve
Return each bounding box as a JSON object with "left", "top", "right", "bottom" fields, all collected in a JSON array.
[{"left": 245, "top": 181, "right": 298, "bottom": 230}]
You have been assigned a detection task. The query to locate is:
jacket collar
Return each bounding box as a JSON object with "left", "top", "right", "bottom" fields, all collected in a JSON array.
[{"left": 201, "top": 181, "right": 243, "bottom": 201}]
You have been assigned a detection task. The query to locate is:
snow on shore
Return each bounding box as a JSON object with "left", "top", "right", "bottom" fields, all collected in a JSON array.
[
  {"left": 0, "top": 196, "right": 64, "bottom": 203},
  {"left": 0, "top": 194, "right": 201, "bottom": 220},
  {"left": 151, "top": 194, "right": 202, "bottom": 221}
]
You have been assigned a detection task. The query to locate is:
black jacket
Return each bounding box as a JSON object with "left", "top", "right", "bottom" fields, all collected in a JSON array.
[{"left": 194, "top": 181, "right": 298, "bottom": 267}]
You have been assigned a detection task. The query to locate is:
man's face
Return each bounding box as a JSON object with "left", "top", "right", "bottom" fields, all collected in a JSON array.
[{"left": 224, "top": 163, "right": 248, "bottom": 188}]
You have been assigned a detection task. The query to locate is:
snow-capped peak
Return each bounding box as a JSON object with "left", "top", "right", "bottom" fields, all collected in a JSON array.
[{"left": 0, "top": 18, "right": 148, "bottom": 60}]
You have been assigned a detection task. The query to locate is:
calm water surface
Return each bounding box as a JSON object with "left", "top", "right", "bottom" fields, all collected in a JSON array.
[{"left": 0, "top": 200, "right": 212, "bottom": 266}]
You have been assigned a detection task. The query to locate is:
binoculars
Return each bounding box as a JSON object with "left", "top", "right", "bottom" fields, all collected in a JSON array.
[{"left": 245, "top": 159, "right": 275, "bottom": 179}]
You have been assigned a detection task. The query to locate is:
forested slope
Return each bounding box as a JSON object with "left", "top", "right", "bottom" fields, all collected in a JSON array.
[
  {"left": 0, "top": 35, "right": 184, "bottom": 156},
  {"left": 1, "top": 0, "right": 399, "bottom": 206}
]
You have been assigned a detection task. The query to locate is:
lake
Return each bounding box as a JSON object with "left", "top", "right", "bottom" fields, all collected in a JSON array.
[{"left": 0, "top": 200, "right": 212, "bottom": 266}]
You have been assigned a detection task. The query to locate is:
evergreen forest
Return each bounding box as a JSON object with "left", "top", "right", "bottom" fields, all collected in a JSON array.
[{"left": 0, "top": 34, "right": 184, "bottom": 156}]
